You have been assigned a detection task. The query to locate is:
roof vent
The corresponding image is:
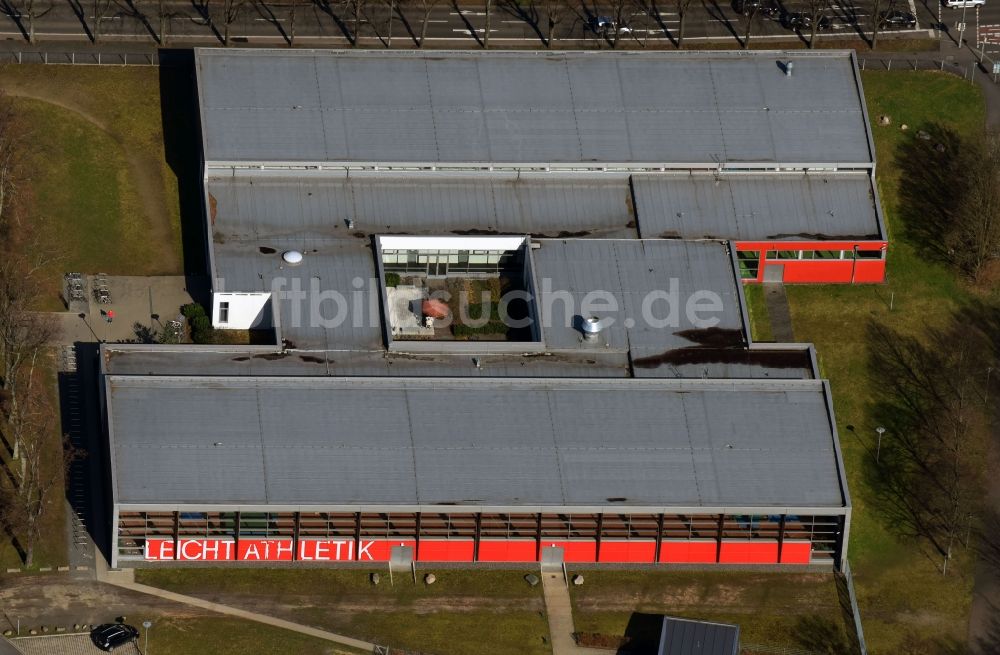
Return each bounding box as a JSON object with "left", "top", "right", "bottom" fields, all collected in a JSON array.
[
  {"left": 282, "top": 250, "right": 304, "bottom": 266},
  {"left": 785, "top": 61, "right": 794, "bottom": 77},
  {"left": 581, "top": 316, "right": 604, "bottom": 341}
]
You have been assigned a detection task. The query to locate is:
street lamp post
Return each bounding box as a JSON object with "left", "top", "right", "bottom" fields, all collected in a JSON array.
[
  {"left": 142, "top": 620, "right": 152, "bottom": 654},
  {"left": 875, "top": 426, "right": 886, "bottom": 463}
]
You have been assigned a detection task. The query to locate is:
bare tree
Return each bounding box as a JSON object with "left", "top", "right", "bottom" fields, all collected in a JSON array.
[
  {"left": 2, "top": 0, "right": 53, "bottom": 43},
  {"left": 483, "top": 0, "right": 492, "bottom": 48},
  {"left": 221, "top": 0, "right": 249, "bottom": 44},
  {"left": 804, "top": 0, "right": 827, "bottom": 48},
  {"left": 365, "top": 0, "right": 395, "bottom": 45},
  {"left": 541, "top": 0, "right": 567, "bottom": 46},
  {"left": 0, "top": 258, "right": 53, "bottom": 438},
  {"left": 869, "top": 0, "right": 884, "bottom": 49},
  {"left": 945, "top": 134, "right": 1000, "bottom": 281},
  {"left": 0, "top": 368, "right": 69, "bottom": 568},
  {"left": 91, "top": 0, "right": 116, "bottom": 41},
  {"left": 403, "top": 0, "right": 443, "bottom": 46},
  {"left": 740, "top": 1, "right": 761, "bottom": 48},
  {"left": 674, "top": 0, "right": 693, "bottom": 46},
  {"left": 0, "top": 94, "right": 24, "bottom": 238},
  {"left": 286, "top": 0, "right": 303, "bottom": 45},
  {"left": 867, "top": 317, "right": 994, "bottom": 575}
]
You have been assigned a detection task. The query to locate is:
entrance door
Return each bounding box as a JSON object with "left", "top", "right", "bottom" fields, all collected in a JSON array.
[
  {"left": 540, "top": 546, "right": 564, "bottom": 572},
  {"left": 763, "top": 264, "right": 785, "bottom": 283},
  {"left": 390, "top": 545, "right": 414, "bottom": 571}
]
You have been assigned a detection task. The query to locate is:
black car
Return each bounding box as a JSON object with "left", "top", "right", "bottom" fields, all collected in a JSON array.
[
  {"left": 780, "top": 11, "right": 832, "bottom": 30},
  {"left": 780, "top": 11, "right": 810, "bottom": 29},
  {"left": 90, "top": 623, "right": 139, "bottom": 651},
  {"left": 879, "top": 9, "right": 917, "bottom": 28},
  {"left": 733, "top": 0, "right": 780, "bottom": 17}
]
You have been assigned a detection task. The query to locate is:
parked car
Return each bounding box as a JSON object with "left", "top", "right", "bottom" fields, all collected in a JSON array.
[
  {"left": 733, "top": 0, "right": 780, "bottom": 17},
  {"left": 879, "top": 9, "right": 917, "bottom": 28},
  {"left": 90, "top": 624, "right": 139, "bottom": 652},
  {"left": 588, "top": 15, "right": 616, "bottom": 32},
  {"left": 780, "top": 11, "right": 832, "bottom": 30},
  {"left": 943, "top": 0, "right": 985, "bottom": 7}
]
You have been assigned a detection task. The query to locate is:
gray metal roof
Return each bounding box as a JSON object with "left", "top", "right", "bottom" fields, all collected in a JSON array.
[
  {"left": 208, "top": 171, "right": 637, "bottom": 240},
  {"left": 659, "top": 617, "right": 740, "bottom": 655},
  {"left": 632, "top": 172, "right": 882, "bottom": 241},
  {"left": 101, "top": 345, "right": 817, "bottom": 381},
  {"left": 108, "top": 376, "right": 846, "bottom": 509},
  {"left": 532, "top": 239, "right": 746, "bottom": 366},
  {"left": 196, "top": 49, "right": 873, "bottom": 167}
]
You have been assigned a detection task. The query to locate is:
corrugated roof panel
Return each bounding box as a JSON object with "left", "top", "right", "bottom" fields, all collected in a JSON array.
[
  {"left": 109, "top": 377, "right": 846, "bottom": 509},
  {"left": 632, "top": 172, "right": 881, "bottom": 240},
  {"left": 196, "top": 49, "right": 872, "bottom": 165}
]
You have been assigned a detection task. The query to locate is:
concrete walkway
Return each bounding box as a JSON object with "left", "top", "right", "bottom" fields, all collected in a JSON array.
[
  {"left": 96, "top": 566, "right": 375, "bottom": 653},
  {"left": 762, "top": 283, "right": 795, "bottom": 343},
  {"left": 541, "top": 572, "right": 610, "bottom": 655}
]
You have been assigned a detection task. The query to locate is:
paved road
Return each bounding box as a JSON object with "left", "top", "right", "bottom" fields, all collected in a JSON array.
[{"left": 0, "top": 0, "right": 929, "bottom": 48}]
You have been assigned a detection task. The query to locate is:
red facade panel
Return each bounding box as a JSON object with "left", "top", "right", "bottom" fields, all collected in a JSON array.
[
  {"left": 359, "top": 539, "right": 418, "bottom": 561},
  {"left": 736, "top": 241, "right": 887, "bottom": 284},
  {"left": 298, "top": 538, "right": 357, "bottom": 561},
  {"left": 779, "top": 540, "right": 812, "bottom": 564},
  {"left": 542, "top": 540, "right": 598, "bottom": 562},
  {"left": 719, "top": 540, "right": 779, "bottom": 564},
  {"left": 144, "top": 537, "right": 175, "bottom": 561},
  {"left": 417, "top": 539, "right": 475, "bottom": 562},
  {"left": 659, "top": 539, "right": 718, "bottom": 564},
  {"left": 477, "top": 539, "right": 538, "bottom": 562},
  {"left": 176, "top": 538, "right": 235, "bottom": 561},
  {"left": 237, "top": 538, "right": 294, "bottom": 561},
  {"left": 597, "top": 540, "right": 657, "bottom": 563}
]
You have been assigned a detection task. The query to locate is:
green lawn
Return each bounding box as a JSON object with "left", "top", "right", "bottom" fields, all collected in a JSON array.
[
  {"left": 569, "top": 570, "right": 854, "bottom": 653},
  {"left": 0, "top": 66, "right": 183, "bottom": 308},
  {"left": 772, "top": 71, "right": 993, "bottom": 653},
  {"left": 742, "top": 284, "right": 774, "bottom": 342},
  {"left": 142, "top": 617, "right": 363, "bottom": 655},
  {"left": 136, "top": 569, "right": 551, "bottom": 655}
]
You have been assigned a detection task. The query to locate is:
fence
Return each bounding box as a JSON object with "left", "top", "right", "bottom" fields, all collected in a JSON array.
[
  {"left": 1, "top": 50, "right": 158, "bottom": 66},
  {"left": 858, "top": 55, "right": 999, "bottom": 84},
  {"left": 842, "top": 561, "right": 868, "bottom": 655}
]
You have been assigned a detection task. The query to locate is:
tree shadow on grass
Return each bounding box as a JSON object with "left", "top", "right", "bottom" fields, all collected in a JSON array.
[
  {"left": 893, "top": 123, "right": 969, "bottom": 264},
  {"left": 158, "top": 50, "right": 211, "bottom": 306},
  {"left": 791, "top": 613, "right": 856, "bottom": 654}
]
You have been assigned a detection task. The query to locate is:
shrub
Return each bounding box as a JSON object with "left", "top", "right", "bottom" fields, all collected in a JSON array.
[
  {"left": 181, "top": 302, "right": 206, "bottom": 320},
  {"left": 384, "top": 272, "right": 401, "bottom": 287}
]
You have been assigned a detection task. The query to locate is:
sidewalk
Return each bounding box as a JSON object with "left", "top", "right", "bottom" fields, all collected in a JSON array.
[{"left": 541, "top": 572, "right": 611, "bottom": 655}]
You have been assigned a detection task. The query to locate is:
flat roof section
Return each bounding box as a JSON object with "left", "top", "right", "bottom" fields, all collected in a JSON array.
[
  {"left": 207, "top": 171, "right": 638, "bottom": 241},
  {"left": 531, "top": 239, "right": 747, "bottom": 366},
  {"left": 632, "top": 172, "right": 883, "bottom": 242},
  {"left": 196, "top": 49, "right": 873, "bottom": 167},
  {"left": 107, "top": 376, "right": 848, "bottom": 510}
]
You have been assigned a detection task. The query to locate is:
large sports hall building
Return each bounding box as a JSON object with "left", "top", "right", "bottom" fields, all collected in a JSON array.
[{"left": 99, "top": 49, "right": 881, "bottom": 570}]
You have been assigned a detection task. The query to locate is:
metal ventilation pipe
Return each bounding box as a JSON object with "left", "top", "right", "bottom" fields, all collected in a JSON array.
[
  {"left": 785, "top": 61, "right": 795, "bottom": 77},
  {"left": 581, "top": 316, "right": 603, "bottom": 341}
]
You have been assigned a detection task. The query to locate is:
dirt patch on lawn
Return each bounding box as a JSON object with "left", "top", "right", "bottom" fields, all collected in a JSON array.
[
  {"left": 4, "top": 87, "right": 178, "bottom": 274},
  {"left": 0, "top": 577, "right": 208, "bottom": 626}
]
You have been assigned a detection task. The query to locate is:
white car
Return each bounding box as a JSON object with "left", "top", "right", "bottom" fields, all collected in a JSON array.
[{"left": 943, "top": 0, "right": 985, "bottom": 8}]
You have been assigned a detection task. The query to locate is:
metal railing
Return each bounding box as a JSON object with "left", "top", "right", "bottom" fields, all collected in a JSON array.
[
  {"left": 1, "top": 50, "right": 158, "bottom": 66},
  {"left": 842, "top": 561, "right": 869, "bottom": 655}
]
